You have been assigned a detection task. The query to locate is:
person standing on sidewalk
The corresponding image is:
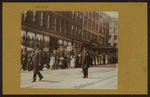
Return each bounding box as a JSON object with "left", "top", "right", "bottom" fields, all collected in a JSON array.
[{"left": 32, "top": 43, "right": 43, "bottom": 82}]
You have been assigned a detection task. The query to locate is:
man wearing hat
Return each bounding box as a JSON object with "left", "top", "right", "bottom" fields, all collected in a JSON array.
[
  {"left": 32, "top": 43, "right": 43, "bottom": 82},
  {"left": 81, "top": 47, "right": 90, "bottom": 78}
]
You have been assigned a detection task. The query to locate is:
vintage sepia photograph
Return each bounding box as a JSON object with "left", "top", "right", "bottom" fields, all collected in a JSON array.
[{"left": 21, "top": 11, "right": 118, "bottom": 89}]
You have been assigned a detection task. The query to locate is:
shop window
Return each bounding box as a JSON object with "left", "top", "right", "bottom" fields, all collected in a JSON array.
[
  {"left": 21, "top": 30, "right": 26, "bottom": 46},
  {"left": 43, "top": 36, "right": 50, "bottom": 52},
  {"left": 27, "top": 32, "right": 36, "bottom": 48}
]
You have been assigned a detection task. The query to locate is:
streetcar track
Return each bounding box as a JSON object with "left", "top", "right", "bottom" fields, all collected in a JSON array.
[{"left": 73, "top": 75, "right": 117, "bottom": 89}]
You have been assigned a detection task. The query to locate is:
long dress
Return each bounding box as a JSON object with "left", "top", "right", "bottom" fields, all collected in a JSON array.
[
  {"left": 98, "top": 56, "right": 101, "bottom": 65},
  {"left": 50, "top": 56, "right": 55, "bottom": 70},
  {"left": 101, "top": 57, "right": 103, "bottom": 64},
  {"left": 105, "top": 55, "right": 108, "bottom": 64},
  {"left": 58, "top": 57, "right": 64, "bottom": 69},
  {"left": 70, "top": 56, "right": 76, "bottom": 68},
  {"left": 95, "top": 56, "right": 98, "bottom": 65}
]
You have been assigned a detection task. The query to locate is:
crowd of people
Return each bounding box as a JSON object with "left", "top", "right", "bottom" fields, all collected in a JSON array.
[
  {"left": 21, "top": 47, "right": 118, "bottom": 71},
  {"left": 21, "top": 43, "right": 118, "bottom": 82}
]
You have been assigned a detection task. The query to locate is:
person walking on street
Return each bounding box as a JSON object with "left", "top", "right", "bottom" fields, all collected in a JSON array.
[
  {"left": 81, "top": 48, "right": 90, "bottom": 78},
  {"left": 32, "top": 43, "right": 43, "bottom": 82}
]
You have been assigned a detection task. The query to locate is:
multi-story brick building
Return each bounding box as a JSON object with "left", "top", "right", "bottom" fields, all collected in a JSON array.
[
  {"left": 21, "top": 11, "right": 112, "bottom": 53},
  {"left": 108, "top": 18, "right": 118, "bottom": 48}
]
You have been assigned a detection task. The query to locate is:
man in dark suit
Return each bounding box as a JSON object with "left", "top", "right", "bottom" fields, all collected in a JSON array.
[
  {"left": 32, "top": 43, "right": 43, "bottom": 82},
  {"left": 81, "top": 48, "right": 91, "bottom": 78}
]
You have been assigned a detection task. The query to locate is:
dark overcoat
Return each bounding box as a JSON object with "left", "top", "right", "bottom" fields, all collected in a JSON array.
[{"left": 32, "top": 49, "right": 42, "bottom": 69}]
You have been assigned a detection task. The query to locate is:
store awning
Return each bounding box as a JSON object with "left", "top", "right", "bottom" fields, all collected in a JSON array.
[
  {"left": 21, "top": 45, "right": 34, "bottom": 51},
  {"left": 92, "top": 45, "right": 118, "bottom": 52}
]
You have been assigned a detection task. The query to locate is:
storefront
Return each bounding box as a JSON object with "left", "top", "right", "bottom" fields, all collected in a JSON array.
[
  {"left": 21, "top": 30, "right": 50, "bottom": 52},
  {"left": 21, "top": 25, "right": 83, "bottom": 54}
]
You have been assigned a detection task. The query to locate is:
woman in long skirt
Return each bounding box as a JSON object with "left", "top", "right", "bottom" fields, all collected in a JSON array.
[
  {"left": 101, "top": 56, "right": 103, "bottom": 64},
  {"left": 70, "top": 54, "right": 76, "bottom": 68},
  {"left": 50, "top": 54, "right": 55, "bottom": 70},
  {"left": 105, "top": 55, "right": 108, "bottom": 64}
]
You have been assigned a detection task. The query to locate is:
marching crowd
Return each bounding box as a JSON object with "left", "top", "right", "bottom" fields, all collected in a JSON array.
[{"left": 21, "top": 47, "right": 118, "bottom": 71}]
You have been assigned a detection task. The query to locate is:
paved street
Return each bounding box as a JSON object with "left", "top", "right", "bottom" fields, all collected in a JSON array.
[{"left": 21, "top": 64, "right": 118, "bottom": 89}]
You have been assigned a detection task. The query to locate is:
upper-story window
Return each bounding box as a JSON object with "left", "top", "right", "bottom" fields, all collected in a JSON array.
[
  {"left": 92, "top": 21, "right": 95, "bottom": 29},
  {"left": 71, "top": 25, "right": 74, "bottom": 35},
  {"left": 77, "top": 12, "right": 78, "bottom": 17},
  {"left": 114, "top": 35, "right": 117, "bottom": 40},
  {"left": 65, "top": 22, "right": 68, "bottom": 35},
  {"left": 54, "top": 18, "right": 57, "bottom": 31},
  {"left": 40, "top": 12, "right": 43, "bottom": 26},
  {"left": 76, "top": 26, "right": 78, "bottom": 36},
  {"left": 80, "top": 13, "right": 83, "bottom": 24},
  {"left": 93, "top": 12, "right": 95, "bottom": 18},
  {"left": 89, "top": 11, "right": 92, "bottom": 18},
  {"left": 22, "top": 10, "right": 27, "bottom": 21},
  {"left": 114, "top": 28, "right": 118, "bottom": 33},
  {"left": 88, "top": 19, "right": 91, "bottom": 27},
  {"left": 60, "top": 20, "right": 63, "bottom": 33},
  {"left": 79, "top": 28, "right": 82, "bottom": 38},
  {"left": 96, "top": 12, "right": 98, "bottom": 20},
  {"left": 84, "top": 16, "right": 87, "bottom": 25},
  {"left": 72, "top": 11, "right": 74, "bottom": 19},
  {"left": 47, "top": 15, "right": 50, "bottom": 29},
  {"left": 96, "top": 24, "right": 98, "bottom": 31},
  {"left": 33, "top": 10, "right": 36, "bottom": 22},
  {"left": 88, "top": 32, "right": 90, "bottom": 40}
]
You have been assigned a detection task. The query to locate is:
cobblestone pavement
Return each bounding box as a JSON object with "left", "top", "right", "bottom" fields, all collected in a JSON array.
[{"left": 21, "top": 64, "right": 118, "bottom": 89}]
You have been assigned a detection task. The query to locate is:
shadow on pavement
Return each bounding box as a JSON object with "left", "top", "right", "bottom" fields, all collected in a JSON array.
[
  {"left": 92, "top": 64, "right": 117, "bottom": 68},
  {"left": 87, "top": 77, "right": 102, "bottom": 79},
  {"left": 40, "top": 80, "right": 60, "bottom": 83}
]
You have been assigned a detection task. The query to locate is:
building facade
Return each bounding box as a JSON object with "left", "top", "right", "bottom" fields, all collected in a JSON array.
[
  {"left": 108, "top": 18, "right": 118, "bottom": 48},
  {"left": 21, "top": 11, "right": 111, "bottom": 53}
]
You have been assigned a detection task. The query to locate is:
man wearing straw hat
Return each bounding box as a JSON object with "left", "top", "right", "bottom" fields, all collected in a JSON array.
[{"left": 31, "top": 43, "right": 43, "bottom": 82}]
